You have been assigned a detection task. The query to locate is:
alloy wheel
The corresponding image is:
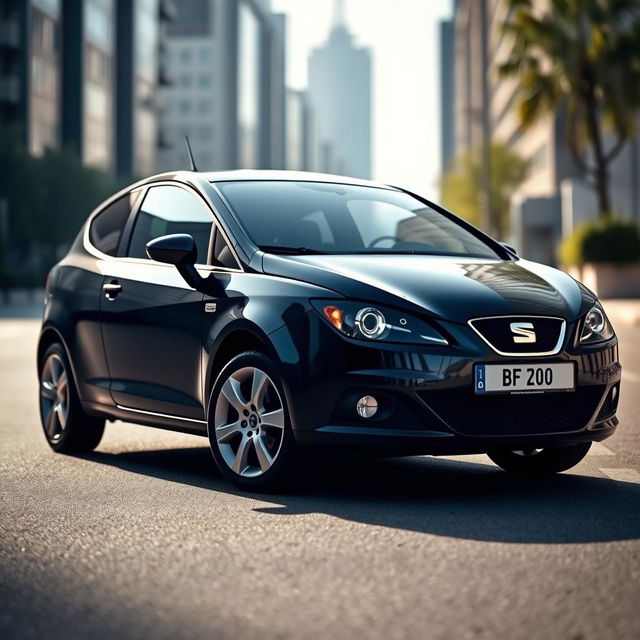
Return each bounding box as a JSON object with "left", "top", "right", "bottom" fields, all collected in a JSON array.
[
  {"left": 214, "top": 366, "right": 285, "bottom": 477},
  {"left": 40, "top": 353, "right": 69, "bottom": 442}
]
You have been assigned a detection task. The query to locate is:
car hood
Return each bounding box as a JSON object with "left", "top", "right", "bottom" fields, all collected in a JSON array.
[{"left": 262, "top": 254, "right": 593, "bottom": 324}]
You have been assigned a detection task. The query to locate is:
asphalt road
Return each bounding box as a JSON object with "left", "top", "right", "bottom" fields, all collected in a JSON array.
[{"left": 1, "top": 309, "right": 640, "bottom": 640}]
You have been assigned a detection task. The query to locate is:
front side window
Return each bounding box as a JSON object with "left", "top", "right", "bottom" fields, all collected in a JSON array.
[
  {"left": 216, "top": 181, "right": 501, "bottom": 259},
  {"left": 89, "top": 192, "right": 136, "bottom": 256},
  {"left": 128, "top": 185, "right": 213, "bottom": 264}
]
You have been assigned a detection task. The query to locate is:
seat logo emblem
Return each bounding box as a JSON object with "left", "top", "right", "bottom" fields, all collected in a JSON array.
[
  {"left": 205, "top": 302, "right": 217, "bottom": 313},
  {"left": 510, "top": 321, "right": 536, "bottom": 343}
]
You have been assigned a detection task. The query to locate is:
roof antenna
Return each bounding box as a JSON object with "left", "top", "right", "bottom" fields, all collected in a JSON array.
[{"left": 185, "top": 135, "right": 198, "bottom": 172}]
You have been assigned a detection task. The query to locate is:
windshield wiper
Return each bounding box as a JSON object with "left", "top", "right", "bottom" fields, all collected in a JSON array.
[{"left": 259, "top": 245, "right": 327, "bottom": 255}]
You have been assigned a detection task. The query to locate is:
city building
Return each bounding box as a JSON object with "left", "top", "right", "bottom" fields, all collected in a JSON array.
[
  {"left": 439, "top": 16, "right": 455, "bottom": 174},
  {"left": 1, "top": 0, "right": 169, "bottom": 178},
  {"left": 307, "top": 0, "right": 371, "bottom": 179},
  {"left": 0, "top": 0, "right": 63, "bottom": 156},
  {"left": 115, "top": 0, "right": 174, "bottom": 178},
  {"left": 62, "top": 0, "right": 116, "bottom": 171},
  {"left": 156, "top": 0, "right": 287, "bottom": 173},
  {"left": 445, "top": 0, "right": 640, "bottom": 265}
]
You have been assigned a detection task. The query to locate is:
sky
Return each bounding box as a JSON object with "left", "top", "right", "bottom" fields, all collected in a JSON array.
[{"left": 272, "top": 0, "right": 453, "bottom": 200}]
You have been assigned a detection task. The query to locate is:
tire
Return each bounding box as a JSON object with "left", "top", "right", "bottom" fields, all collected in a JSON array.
[
  {"left": 38, "top": 343, "right": 105, "bottom": 453},
  {"left": 487, "top": 442, "right": 592, "bottom": 475},
  {"left": 207, "top": 351, "right": 298, "bottom": 491}
]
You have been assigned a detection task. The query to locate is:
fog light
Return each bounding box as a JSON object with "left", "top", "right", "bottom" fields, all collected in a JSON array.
[{"left": 356, "top": 395, "right": 378, "bottom": 418}]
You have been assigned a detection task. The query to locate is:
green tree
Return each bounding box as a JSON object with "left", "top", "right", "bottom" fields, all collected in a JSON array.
[
  {"left": 499, "top": 0, "right": 640, "bottom": 216},
  {"left": 0, "top": 128, "right": 119, "bottom": 285},
  {"left": 440, "top": 143, "right": 530, "bottom": 240}
]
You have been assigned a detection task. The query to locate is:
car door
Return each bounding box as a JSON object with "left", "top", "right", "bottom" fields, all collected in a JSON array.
[{"left": 99, "top": 183, "right": 214, "bottom": 420}]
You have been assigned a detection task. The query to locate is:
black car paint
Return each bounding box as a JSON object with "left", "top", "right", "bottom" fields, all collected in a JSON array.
[{"left": 39, "top": 171, "right": 620, "bottom": 455}]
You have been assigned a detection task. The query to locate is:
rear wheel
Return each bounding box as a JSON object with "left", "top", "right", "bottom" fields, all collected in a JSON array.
[
  {"left": 488, "top": 442, "right": 591, "bottom": 474},
  {"left": 39, "top": 343, "right": 105, "bottom": 453},
  {"left": 207, "top": 351, "right": 298, "bottom": 491}
]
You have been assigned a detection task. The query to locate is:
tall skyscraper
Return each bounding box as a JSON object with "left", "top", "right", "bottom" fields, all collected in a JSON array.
[{"left": 307, "top": 0, "right": 371, "bottom": 179}]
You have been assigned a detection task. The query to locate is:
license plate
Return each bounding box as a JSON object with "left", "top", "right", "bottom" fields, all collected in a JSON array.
[{"left": 475, "top": 363, "right": 574, "bottom": 394}]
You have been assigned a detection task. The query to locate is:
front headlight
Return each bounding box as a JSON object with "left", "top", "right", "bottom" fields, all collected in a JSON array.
[
  {"left": 579, "top": 302, "right": 614, "bottom": 344},
  {"left": 311, "top": 300, "right": 448, "bottom": 345}
]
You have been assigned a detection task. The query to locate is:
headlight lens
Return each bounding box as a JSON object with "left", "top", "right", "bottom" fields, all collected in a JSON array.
[
  {"left": 312, "top": 300, "right": 448, "bottom": 345},
  {"left": 580, "top": 303, "right": 614, "bottom": 344}
]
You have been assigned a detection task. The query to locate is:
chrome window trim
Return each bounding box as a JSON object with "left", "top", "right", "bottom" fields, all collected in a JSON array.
[
  {"left": 84, "top": 180, "right": 244, "bottom": 273},
  {"left": 468, "top": 314, "right": 567, "bottom": 357}
]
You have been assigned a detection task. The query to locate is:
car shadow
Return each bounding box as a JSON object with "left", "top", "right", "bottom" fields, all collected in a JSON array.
[{"left": 79, "top": 446, "right": 640, "bottom": 544}]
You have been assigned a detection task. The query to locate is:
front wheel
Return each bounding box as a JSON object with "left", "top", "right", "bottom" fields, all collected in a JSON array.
[
  {"left": 488, "top": 442, "right": 592, "bottom": 474},
  {"left": 207, "top": 351, "right": 298, "bottom": 491}
]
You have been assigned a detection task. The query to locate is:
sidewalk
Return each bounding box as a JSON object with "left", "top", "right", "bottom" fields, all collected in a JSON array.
[
  {"left": 0, "top": 289, "right": 44, "bottom": 319},
  {"left": 602, "top": 299, "right": 640, "bottom": 327}
]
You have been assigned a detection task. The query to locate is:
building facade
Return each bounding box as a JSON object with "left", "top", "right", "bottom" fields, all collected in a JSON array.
[
  {"left": 1, "top": 0, "right": 63, "bottom": 156},
  {"left": 439, "top": 16, "right": 455, "bottom": 174},
  {"left": 1, "top": 0, "right": 169, "bottom": 178},
  {"left": 115, "top": 0, "right": 173, "bottom": 178},
  {"left": 445, "top": 0, "right": 640, "bottom": 265},
  {"left": 156, "top": 0, "right": 286, "bottom": 173},
  {"left": 307, "top": 5, "right": 371, "bottom": 179}
]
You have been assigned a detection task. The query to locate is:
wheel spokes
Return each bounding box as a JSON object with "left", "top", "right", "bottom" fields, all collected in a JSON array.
[
  {"left": 41, "top": 380, "right": 57, "bottom": 401},
  {"left": 232, "top": 435, "right": 252, "bottom": 475},
  {"left": 260, "top": 408, "right": 284, "bottom": 430},
  {"left": 44, "top": 404, "right": 58, "bottom": 437},
  {"left": 216, "top": 419, "right": 243, "bottom": 444},
  {"left": 55, "top": 401, "right": 68, "bottom": 429},
  {"left": 254, "top": 435, "right": 274, "bottom": 472},
  {"left": 221, "top": 376, "right": 247, "bottom": 413},
  {"left": 250, "top": 369, "right": 269, "bottom": 409}
]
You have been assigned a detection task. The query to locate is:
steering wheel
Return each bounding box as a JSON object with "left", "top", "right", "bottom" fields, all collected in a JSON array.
[{"left": 367, "top": 235, "right": 398, "bottom": 248}]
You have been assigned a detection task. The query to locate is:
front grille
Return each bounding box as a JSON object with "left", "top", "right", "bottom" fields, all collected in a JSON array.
[
  {"left": 469, "top": 316, "right": 565, "bottom": 355},
  {"left": 418, "top": 385, "right": 606, "bottom": 436}
]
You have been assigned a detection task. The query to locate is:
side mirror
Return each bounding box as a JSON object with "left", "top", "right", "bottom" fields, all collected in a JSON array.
[
  {"left": 146, "top": 233, "right": 197, "bottom": 265},
  {"left": 146, "top": 234, "right": 203, "bottom": 290},
  {"left": 500, "top": 242, "right": 518, "bottom": 257}
]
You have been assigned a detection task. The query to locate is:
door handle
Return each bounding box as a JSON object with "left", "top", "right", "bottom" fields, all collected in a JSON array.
[{"left": 103, "top": 281, "right": 122, "bottom": 299}]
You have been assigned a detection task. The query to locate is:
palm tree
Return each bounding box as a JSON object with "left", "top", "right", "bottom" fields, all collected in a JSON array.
[{"left": 499, "top": 0, "right": 640, "bottom": 216}]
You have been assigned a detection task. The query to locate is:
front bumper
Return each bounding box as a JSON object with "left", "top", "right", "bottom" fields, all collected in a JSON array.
[{"left": 271, "top": 314, "right": 621, "bottom": 455}]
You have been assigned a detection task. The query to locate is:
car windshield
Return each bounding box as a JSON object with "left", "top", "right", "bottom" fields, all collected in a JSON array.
[{"left": 215, "top": 180, "right": 501, "bottom": 259}]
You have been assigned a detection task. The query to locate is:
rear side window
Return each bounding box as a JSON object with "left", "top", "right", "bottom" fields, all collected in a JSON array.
[
  {"left": 127, "top": 185, "right": 213, "bottom": 264},
  {"left": 89, "top": 193, "right": 134, "bottom": 256}
]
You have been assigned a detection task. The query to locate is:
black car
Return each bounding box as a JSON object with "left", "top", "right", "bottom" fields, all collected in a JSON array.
[{"left": 38, "top": 170, "right": 621, "bottom": 490}]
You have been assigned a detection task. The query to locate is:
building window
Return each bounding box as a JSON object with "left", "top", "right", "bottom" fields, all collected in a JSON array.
[
  {"left": 179, "top": 100, "right": 191, "bottom": 115},
  {"left": 198, "top": 74, "right": 211, "bottom": 88},
  {"left": 179, "top": 74, "right": 191, "bottom": 88},
  {"left": 180, "top": 48, "right": 192, "bottom": 64},
  {"left": 197, "top": 99, "right": 210, "bottom": 115},
  {"left": 199, "top": 47, "right": 212, "bottom": 64},
  {"left": 167, "top": 0, "right": 211, "bottom": 37}
]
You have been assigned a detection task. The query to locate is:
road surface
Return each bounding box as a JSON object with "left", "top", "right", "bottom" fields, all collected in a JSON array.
[{"left": 1, "top": 307, "right": 640, "bottom": 639}]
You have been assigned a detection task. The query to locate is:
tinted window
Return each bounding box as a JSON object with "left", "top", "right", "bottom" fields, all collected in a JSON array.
[
  {"left": 128, "top": 186, "right": 213, "bottom": 263},
  {"left": 89, "top": 193, "right": 134, "bottom": 256},
  {"left": 216, "top": 181, "right": 500, "bottom": 259},
  {"left": 212, "top": 229, "right": 238, "bottom": 269}
]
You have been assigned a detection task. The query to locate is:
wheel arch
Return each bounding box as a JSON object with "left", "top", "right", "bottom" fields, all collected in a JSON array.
[
  {"left": 204, "top": 323, "right": 279, "bottom": 403},
  {"left": 37, "top": 325, "right": 83, "bottom": 403}
]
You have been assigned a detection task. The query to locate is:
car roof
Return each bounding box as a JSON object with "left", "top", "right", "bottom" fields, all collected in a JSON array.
[{"left": 141, "top": 169, "right": 399, "bottom": 191}]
